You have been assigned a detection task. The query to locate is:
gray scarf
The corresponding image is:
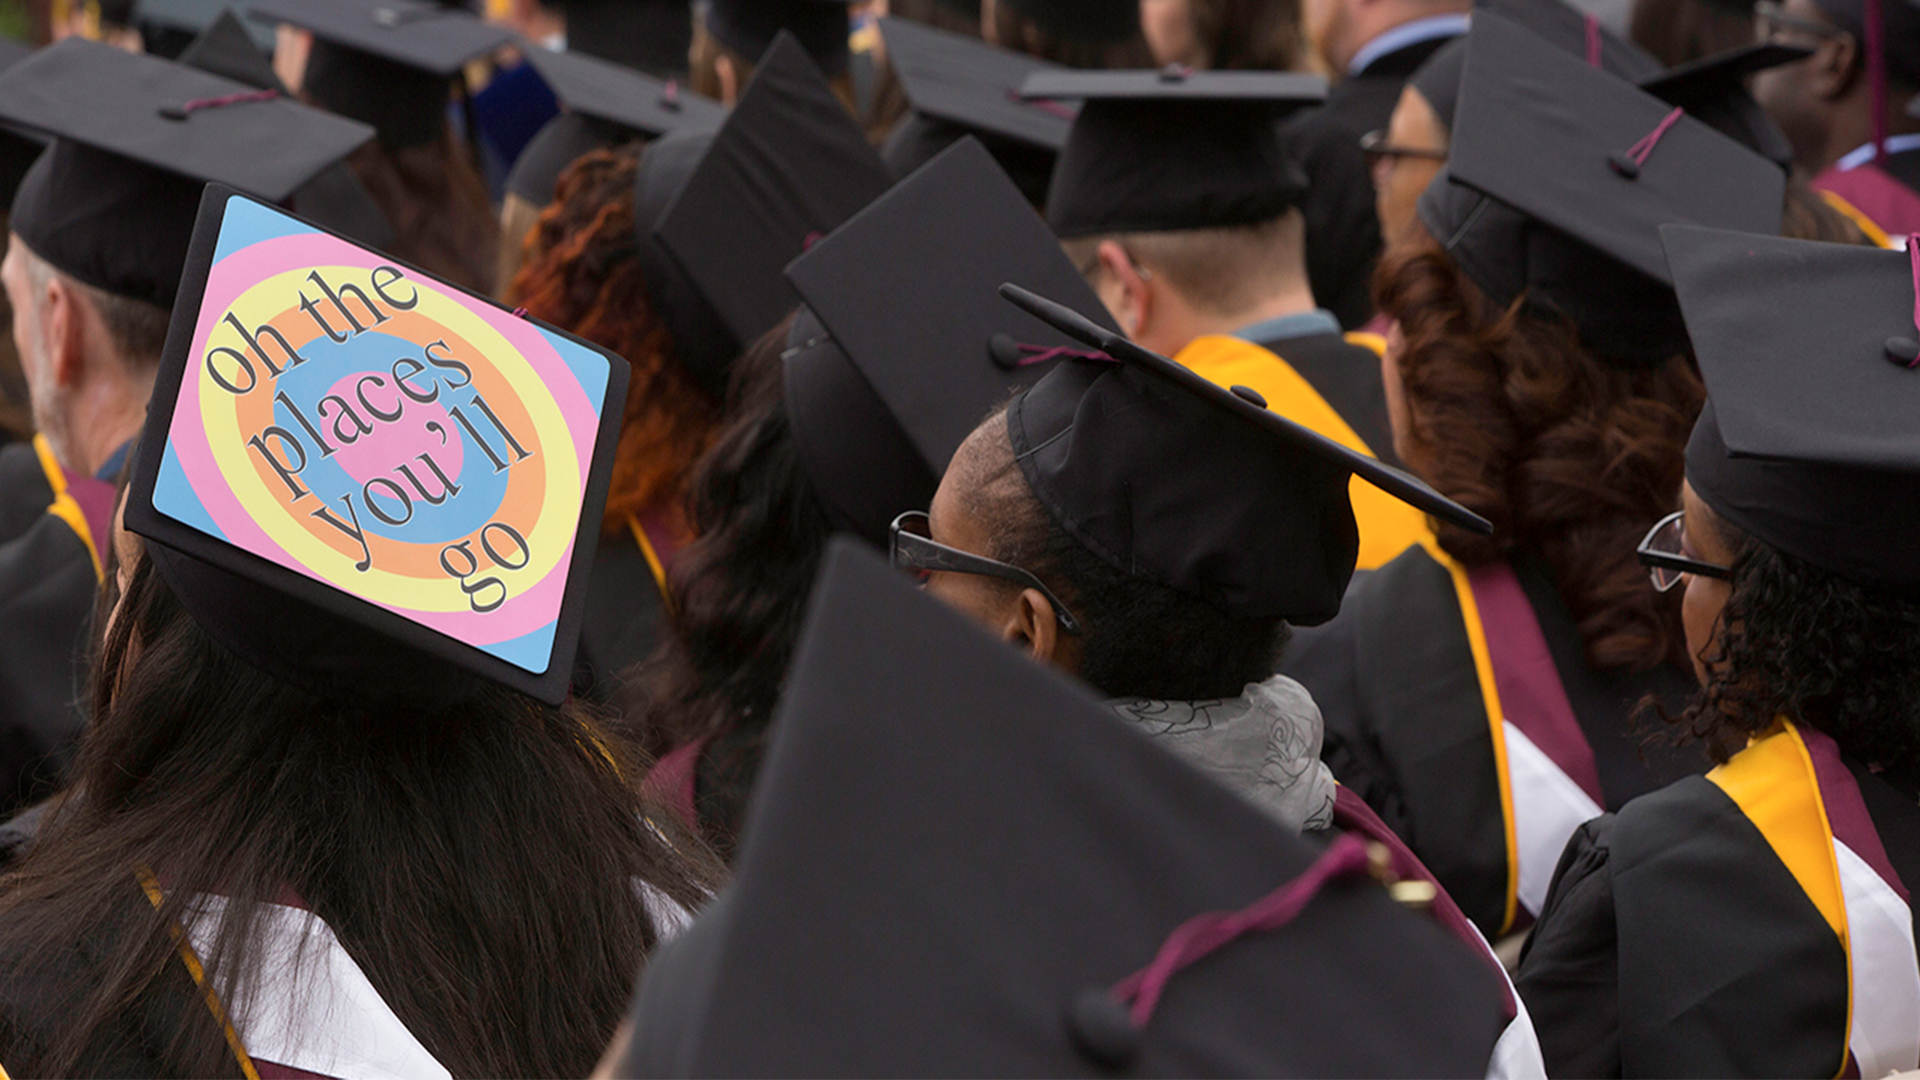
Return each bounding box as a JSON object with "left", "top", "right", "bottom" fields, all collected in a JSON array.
[{"left": 1108, "top": 674, "right": 1338, "bottom": 832}]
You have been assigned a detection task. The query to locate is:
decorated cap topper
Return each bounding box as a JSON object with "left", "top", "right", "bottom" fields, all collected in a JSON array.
[{"left": 126, "top": 187, "right": 628, "bottom": 705}]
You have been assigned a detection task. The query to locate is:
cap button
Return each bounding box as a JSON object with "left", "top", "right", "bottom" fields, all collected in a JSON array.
[
  {"left": 1229, "top": 384, "right": 1268, "bottom": 409},
  {"left": 1885, "top": 336, "right": 1920, "bottom": 368},
  {"left": 159, "top": 105, "right": 189, "bottom": 121},
  {"left": 989, "top": 333, "right": 1024, "bottom": 371},
  {"left": 1607, "top": 152, "right": 1641, "bottom": 179},
  {"left": 1158, "top": 63, "right": 1189, "bottom": 83},
  {"left": 1068, "top": 987, "right": 1139, "bottom": 1070}
]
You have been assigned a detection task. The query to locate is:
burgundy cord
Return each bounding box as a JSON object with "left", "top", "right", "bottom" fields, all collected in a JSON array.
[
  {"left": 1584, "top": 14, "right": 1603, "bottom": 67},
  {"left": 162, "top": 88, "right": 279, "bottom": 120}
]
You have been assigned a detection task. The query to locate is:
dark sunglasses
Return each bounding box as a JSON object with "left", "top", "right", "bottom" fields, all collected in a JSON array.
[
  {"left": 1360, "top": 129, "right": 1448, "bottom": 171},
  {"left": 888, "top": 511, "right": 1081, "bottom": 634},
  {"left": 1637, "top": 510, "right": 1735, "bottom": 593}
]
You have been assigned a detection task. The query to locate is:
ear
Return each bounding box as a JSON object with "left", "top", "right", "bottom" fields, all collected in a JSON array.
[
  {"left": 1094, "top": 239, "right": 1152, "bottom": 340},
  {"left": 1004, "top": 587, "right": 1067, "bottom": 670},
  {"left": 1812, "top": 31, "right": 1861, "bottom": 100},
  {"left": 41, "top": 274, "right": 84, "bottom": 390},
  {"left": 716, "top": 52, "right": 742, "bottom": 107}
]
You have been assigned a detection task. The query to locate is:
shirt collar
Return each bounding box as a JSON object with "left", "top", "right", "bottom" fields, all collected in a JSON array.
[
  {"left": 1834, "top": 134, "right": 1920, "bottom": 172},
  {"left": 1347, "top": 13, "right": 1471, "bottom": 77},
  {"left": 1233, "top": 309, "right": 1342, "bottom": 345}
]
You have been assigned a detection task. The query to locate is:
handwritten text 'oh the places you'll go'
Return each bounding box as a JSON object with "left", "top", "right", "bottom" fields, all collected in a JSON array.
[{"left": 209, "top": 265, "right": 534, "bottom": 612}]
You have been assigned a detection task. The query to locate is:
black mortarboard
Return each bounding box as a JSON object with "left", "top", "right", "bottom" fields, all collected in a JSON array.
[
  {"left": 877, "top": 17, "right": 1073, "bottom": 206},
  {"left": 783, "top": 138, "right": 1118, "bottom": 545},
  {"left": 0, "top": 39, "right": 372, "bottom": 310},
  {"left": 135, "top": 0, "right": 276, "bottom": 52},
  {"left": 1029, "top": 68, "right": 1325, "bottom": 238},
  {"left": 622, "top": 539, "right": 1510, "bottom": 1076},
  {"left": 0, "top": 39, "right": 43, "bottom": 212},
  {"left": 998, "top": 285, "right": 1491, "bottom": 623},
  {"left": 125, "top": 186, "right": 629, "bottom": 704},
  {"left": 645, "top": 32, "right": 892, "bottom": 395},
  {"left": 177, "top": 9, "right": 282, "bottom": 88},
  {"left": 507, "top": 46, "right": 724, "bottom": 203},
  {"left": 999, "top": 0, "right": 1138, "bottom": 43},
  {"left": 562, "top": 0, "right": 692, "bottom": 77},
  {"left": 704, "top": 0, "right": 852, "bottom": 76},
  {"left": 1418, "top": 12, "right": 1782, "bottom": 367},
  {"left": 1664, "top": 224, "right": 1920, "bottom": 599},
  {"left": 1478, "top": 0, "right": 1664, "bottom": 81},
  {"left": 250, "top": 0, "right": 514, "bottom": 149},
  {"left": 1408, "top": 36, "right": 1467, "bottom": 130},
  {"left": 1636, "top": 43, "right": 1810, "bottom": 167}
]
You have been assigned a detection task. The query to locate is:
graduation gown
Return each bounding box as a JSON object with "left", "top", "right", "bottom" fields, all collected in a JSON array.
[
  {"left": 1812, "top": 148, "right": 1920, "bottom": 246},
  {"left": 1283, "top": 541, "right": 1708, "bottom": 938},
  {"left": 1281, "top": 34, "right": 1460, "bottom": 330},
  {"left": 1175, "top": 334, "right": 1429, "bottom": 571},
  {"left": 1516, "top": 721, "right": 1920, "bottom": 1078},
  {"left": 571, "top": 512, "right": 675, "bottom": 706}
]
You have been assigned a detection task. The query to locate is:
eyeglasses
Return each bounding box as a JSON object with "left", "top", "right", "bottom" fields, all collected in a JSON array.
[
  {"left": 1360, "top": 129, "right": 1448, "bottom": 172},
  {"left": 1636, "top": 510, "right": 1735, "bottom": 593},
  {"left": 888, "top": 511, "right": 1082, "bottom": 634},
  {"left": 1754, "top": 0, "right": 1843, "bottom": 44}
]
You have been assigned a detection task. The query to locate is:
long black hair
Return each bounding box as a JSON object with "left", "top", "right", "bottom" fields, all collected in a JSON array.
[
  {"left": 631, "top": 314, "right": 835, "bottom": 858},
  {"left": 1680, "top": 510, "right": 1920, "bottom": 769},
  {"left": 0, "top": 540, "right": 724, "bottom": 1077}
]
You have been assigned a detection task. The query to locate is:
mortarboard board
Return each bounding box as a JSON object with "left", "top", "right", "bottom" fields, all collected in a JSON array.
[
  {"left": 1664, "top": 223, "right": 1920, "bottom": 599},
  {"left": 135, "top": 0, "right": 277, "bottom": 53},
  {"left": 0, "top": 39, "right": 373, "bottom": 311},
  {"left": 1417, "top": 12, "right": 1783, "bottom": 367},
  {"left": 124, "top": 185, "right": 631, "bottom": 704},
  {"left": 177, "top": 8, "right": 282, "bottom": 89},
  {"left": 506, "top": 46, "right": 724, "bottom": 204},
  {"left": 1635, "top": 43, "right": 1810, "bottom": 168},
  {"left": 0, "top": 38, "right": 43, "bottom": 212},
  {"left": 644, "top": 31, "right": 893, "bottom": 396},
  {"left": 1408, "top": 35, "right": 1468, "bottom": 130},
  {"left": 782, "top": 138, "right": 1118, "bottom": 545},
  {"left": 877, "top": 17, "right": 1073, "bottom": 206},
  {"left": 1478, "top": 0, "right": 1665, "bottom": 81},
  {"left": 561, "top": 0, "right": 693, "bottom": 77},
  {"left": 997, "top": 285, "right": 1491, "bottom": 624},
  {"left": 249, "top": 0, "right": 515, "bottom": 149},
  {"left": 1026, "top": 68, "right": 1326, "bottom": 239},
  {"left": 999, "top": 0, "right": 1139, "bottom": 43},
  {"left": 621, "top": 538, "right": 1512, "bottom": 1075},
  {"left": 703, "top": 0, "right": 853, "bottom": 76}
]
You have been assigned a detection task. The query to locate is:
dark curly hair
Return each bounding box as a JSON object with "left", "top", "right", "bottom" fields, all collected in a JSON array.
[
  {"left": 508, "top": 146, "right": 722, "bottom": 537},
  {"left": 1375, "top": 229, "right": 1704, "bottom": 672},
  {"left": 1678, "top": 509, "right": 1920, "bottom": 769},
  {"left": 954, "top": 406, "right": 1291, "bottom": 702},
  {"left": 629, "top": 314, "right": 833, "bottom": 856}
]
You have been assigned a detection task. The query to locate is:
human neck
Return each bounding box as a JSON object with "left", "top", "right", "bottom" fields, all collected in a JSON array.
[
  {"left": 1809, "top": 93, "right": 1920, "bottom": 174},
  {"left": 54, "top": 364, "right": 152, "bottom": 479}
]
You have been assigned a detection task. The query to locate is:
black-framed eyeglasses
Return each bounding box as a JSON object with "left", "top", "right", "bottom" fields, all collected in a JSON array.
[
  {"left": 888, "top": 511, "right": 1082, "bottom": 634},
  {"left": 1755, "top": 0, "right": 1843, "bottom": 44},
  {"left": 1637, "top": 510, "right": 1735, "bottom": 593},
  {"left": 1360, "top": 129, "right": 1448, "bottom": 171}
]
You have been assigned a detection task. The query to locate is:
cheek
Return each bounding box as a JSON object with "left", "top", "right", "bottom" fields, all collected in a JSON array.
[
  {"left": 923, "top": 572, "right": 1008, "bottom": 631},
  {"left": 1681, "top": 577, "right": 1731, "bottom": 680}
]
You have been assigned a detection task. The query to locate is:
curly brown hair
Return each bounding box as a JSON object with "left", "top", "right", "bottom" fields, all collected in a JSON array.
[
  {"left": 508, "top": 146, "right": 722, "bottom": 536},
  {"left": 1376, "top": 230, "right": 1704, "bottom": 672}
]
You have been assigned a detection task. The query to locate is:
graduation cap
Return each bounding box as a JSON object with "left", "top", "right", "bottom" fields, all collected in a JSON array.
[
  {"left": 1636, "top": 43, "right": 1810, "bottom": 167},
  {"left": 124, "top": 185, "right": 630, "bottom": 704},
  {"left": 999, "top": 0, "right": 1139, "bottom": 43},
  {"left": 1664, "top": 223, "right": 1920, "bottom": 599},
  {"left": 621, "top": 539, "right": 1511, "bottom": 1075},
  {"left": 1408, "top": 35, "right": 1468, "bottom": 130},
  {"left": 249, "top": 0, "right": 514, "bottom": 149},
  {"left": 782, "top": 138, "right": 1119, "bottom": 545},
  {"left": 0, "top": 38, "right": 44, "bottom": 212},
  {"left": 1477, "top": 0, "right": 1664, "bottom": 81},
  {"left": 703, "top": 0, "right": 853, "bottom": 76},
  {"left": 997, "top": 285, "right": 1491, "bottom": 623},
  {"left": 177, "top": 9, "right": 282, "bottom": 88},
  {"left": 642, "top": 31, "right": 893, "bottom": 396},
  {"left": 134, "top": 0, "right": 277, "bottom": 54},
  {"left": 507, "top": 45, "right": 725, "bottom": 204},
  {"left": 1417, "top": 12, "right": 1783, "bottom": 367},
  {"left": 560, "top": 0, "right": 692, "bottom": 77},
  {"left": 877, "top": 16, "right": 1073, "bottom": 206},
  {"left": 0, "top": 39, "right": 373, "bottom": 311},
  {"left": 1026, "top": 68, "right": 1326, "bottom": 239}
]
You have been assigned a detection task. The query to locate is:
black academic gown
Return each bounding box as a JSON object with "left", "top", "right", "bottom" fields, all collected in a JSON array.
[
  {"left": 571, "top": 526, "right": 672, "bottom": 707},
  {"left": 1247, "top": 328, "right": 1399, "bottom": 469},
  {"left": 0, "top": 440, "right": 55, "bottom": 545},
  {"left": 1281, "top": 34, "right": 1460, "bottom": 331},
  {"left": 1516, "top": 722, "right": 1920, "bottom": 1078},
  {"left": 1283, "top": 544, "right": 1707, "bottom": 938}
]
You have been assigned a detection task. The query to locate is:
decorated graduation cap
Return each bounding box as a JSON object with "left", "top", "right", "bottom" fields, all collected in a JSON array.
[
  {"left": 641, "top": 31, "right": 892, "bottom": 396},
  {"left": 623, "top": 539, "right": 1510, "bottom": 1074},
  {"left": 782, "top": 138, "right": 1118, "bottom": 545},
  {"left": 877, "top": 16, "right": 1074, "bottom": 206},
  {"left": 250, "top": 0, "right": 514, "bottom": 149},
  {"left": 561, "top": 0, "right": 692, "bottom": 77},
  {"left": 997, "top": 285, "right": 1491, "bottom": 624},
  {"left": 1636, "top": 44, "right": 1810, "bottom": 167},
  {"left": 0, "top": 39, "right": 373, "bottom": 312},
  {"left": 1418, "top": 12, "right": 1783, "bottom": 367},
  {"left": 999, "top": 0, "right": 1139, "bottom": 43},
  {"left": 506, "top": 45, "right": 724, "bottom": 204},
  {"left": 1026, "top": 68, "right": 1326, "bottom": 239},
  {"left": 703, "top": 0, "right": 854, "bottom": 75},
  {"left": 1664, "top": 223, "right": 1920, "bottom": 599},
  {"left": 124, "top": 186, "right": 629, "bottom": 704}
]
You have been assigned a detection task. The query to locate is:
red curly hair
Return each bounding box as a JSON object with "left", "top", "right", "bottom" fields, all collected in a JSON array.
[
  {"left": 1376, "top": 229, "right": 1705, "bottom": 672},
  {"left": 507, "top": 147, "right": 722, "bottom": 537}
]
